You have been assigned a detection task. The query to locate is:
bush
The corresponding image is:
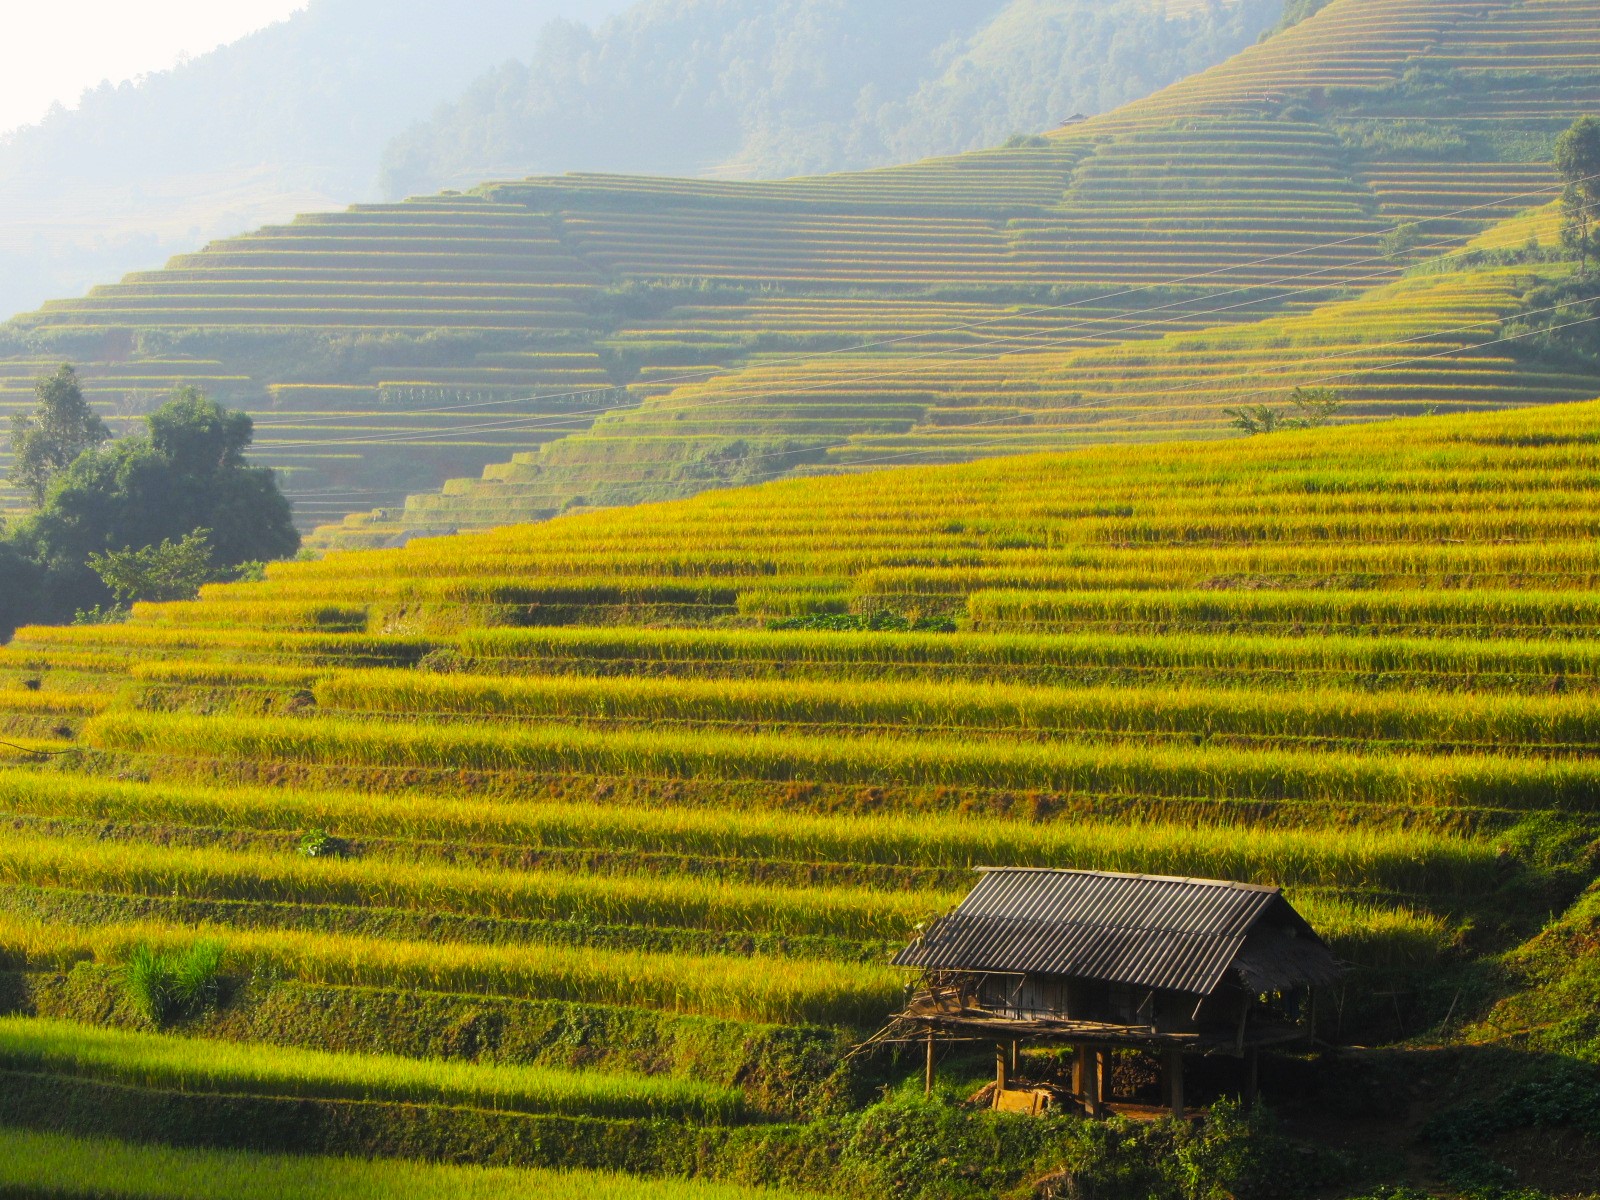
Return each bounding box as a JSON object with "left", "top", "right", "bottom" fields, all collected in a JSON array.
[
  {"left": 297, "top": 829, "right": 349, "bottom": 859},
  {"left": 121, "top": 945, "right": 173, "bottom": 1024},
  {"left": 71, "top": 604, "right": 130, "bottom": 626},
  {"left": 169, "top": 942, "right": 226, "bottom": 1014},
  {"left": 120, "top": 941, "right": 228, "bottom": 1025}
]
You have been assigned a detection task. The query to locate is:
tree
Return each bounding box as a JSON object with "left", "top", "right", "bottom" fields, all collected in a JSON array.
[
  {"left": 9, "top": 388, "right": 299, "bottom": 622},
  {"left": 88, "top": 529, "right": 216, "bottom": 604},
  {"left": 8, "top": 365, "right": 110, "bottom": 506},
  {"left": 1380, "top": 222, "right": 1424, "bottom": 262},
  {"left": 0, "top": 533, "right": 42, "bottom": 638},
  {"left": 1222, "top": 404, "right": 1289, "bottom": 435},
  {"left": 1556, "top": 116, "right": 1600, "bottom": 274},
  {"left": 1224, "top": 388, "right": 1346, "bottom": 436},
  {"left": 1284, "top": 386, "right": 1345, "bottom": 427}
]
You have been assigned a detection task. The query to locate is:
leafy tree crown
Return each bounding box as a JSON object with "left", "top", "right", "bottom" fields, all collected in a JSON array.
[{"left": 7, "top": 365, "right": 111, "bottom": 506}]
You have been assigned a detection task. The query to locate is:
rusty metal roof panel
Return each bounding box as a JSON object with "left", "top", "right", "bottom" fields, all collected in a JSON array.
[{"left": 893, "top": 868, "right": 1316, "bottom": 996}]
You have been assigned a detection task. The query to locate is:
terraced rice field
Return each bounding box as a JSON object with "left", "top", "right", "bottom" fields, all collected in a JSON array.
[
  {"left": 329, "top": 244, "right": 1594, "bottom": 542},
  {"left": 2, "top": 399, "right": 1599, "bottom": 1177},
  {"left": 4, "top": 0, "right": 1598, "bottom": 533},
  {"left": 0, "top": 1127, "right": 825, "bottom": 1200}
]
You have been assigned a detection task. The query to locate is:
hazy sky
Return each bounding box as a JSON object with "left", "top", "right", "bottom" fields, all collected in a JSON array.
[{"left": 0, "top": 2, "right": 308, "bottom": 136}]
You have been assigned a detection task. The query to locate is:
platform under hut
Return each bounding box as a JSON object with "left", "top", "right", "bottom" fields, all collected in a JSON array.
[{"left": 889, "top": 868, "right": 1343, "bottom": 1118}]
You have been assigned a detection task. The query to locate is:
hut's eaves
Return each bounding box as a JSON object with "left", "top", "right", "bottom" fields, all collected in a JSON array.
[{"left": 894, "top": 868, "right": 1340, "bottom": 995}]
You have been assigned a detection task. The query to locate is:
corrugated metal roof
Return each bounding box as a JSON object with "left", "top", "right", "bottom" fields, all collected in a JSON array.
[{"left": 894, "top": 868, "right": 1333, "bottom": 996}]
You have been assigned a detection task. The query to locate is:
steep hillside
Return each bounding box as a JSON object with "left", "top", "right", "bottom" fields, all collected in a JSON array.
[
  {"left": 3, "top": 400, "right": 1600, "bottom": 1195},
  {"left": 3, "top": 0, "right": 1598, "bottom": 539},
  {"left": 0, "top": 0, "right": 633, "bottom": 319},
  {"left": 378, "top": 0, "right": 1285, "bottom": 194}
]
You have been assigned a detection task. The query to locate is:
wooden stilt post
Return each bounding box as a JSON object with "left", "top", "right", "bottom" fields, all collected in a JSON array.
[
  {"left": 996, "top": 1042, "right": 1009, "bottom": 1094},
  {"left": 1010, "top": 1039, "right": 1019, "bottom": 1078},
  {"left": 925, "top": 1028, "right": 935, "bottom": 1097},
  {"left": 1097, "top": 1049, "right": 1111, "bottom": 1106},
  {"left": 1244, "top": 1047, "right": 1260, "bottom": 1109},
  {"left": 1166, "top": 1047, "right": 1185, "bottom": 1119},
  {"left": 1075, "top": 1045, "right": 1101, "bottom": 1117}
]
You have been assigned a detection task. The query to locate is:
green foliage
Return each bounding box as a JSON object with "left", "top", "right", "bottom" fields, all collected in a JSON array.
[
  {"left": 89, "top": 530, "right": 216, "bottom": 604},
  {"left": 1333, "top": 119, "right": 1472, "bottom": 161},
  {"left": 0, "top": 1064, "right": 1345, "bottom": 1200},
  {"left": 118, "top": 941, "right": 228, "bottom": 1026},
  {"left": 1380, "top": 223, "right": 1426, "bottom": 261},
  {"left": 379, "top": 0, "right": 1284, "bottom": 195},
  {"left": 170, "top": 941, "right": 227, "bottom": 1014},
  {"left": 7, "top": 364, "right": 110, "bottom": 507},
  {"left": 14, "top": 964, "right": 845, "bottom": 1118},
  {"left": 1225, "top": 388, "right": 1346, "bottom": 435},
  {"left": 590, "top": 279, "right": 756, "bottom": 322},
  {"left": 1556, "top": 116, "right": 1600, "bottom": 273},
  {"left": 296, "top": 828, "right": 349, "bottom": 859},
  {"left": 1503, "top": 277, "right": 1600, "bottom": 366},
  {"left": 121, "top": 944, "right": 175, "bottom": 1025},
  {"left": 1426, "top": 1062, "right": 1600, "bottom": 1193},
  {"left": 71, "top": 603, "right": 131, "bottom": 626},
  {"left": 5, "top": 386, "right": 299, "bottom": 624},
  {"left": 1266, "top": 0, "right": 1337, "bottom": 38},
  {"left": 147, "top": 388, "right": 254, "bottom": 474},
  {"left": 0, "top": 540, "right": 43, "bottom": 637},
  {"left": 769, "top": 612, "right": 956, "bottom": 633},
  {"left": 1223, "top": 404, "right": 1292, "bottom": 435}
]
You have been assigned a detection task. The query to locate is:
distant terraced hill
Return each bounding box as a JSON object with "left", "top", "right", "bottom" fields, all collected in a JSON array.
[{"left": 3, "top": 0, "right": 1599, "bottom": 541}]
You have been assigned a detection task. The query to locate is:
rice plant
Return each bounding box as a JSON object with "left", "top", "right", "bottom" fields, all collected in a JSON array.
[
  {"left": 0, "top": 1127, "right": 822, "bottom": 1199},
  {"left": 0, "top": 1017, "right": 752, "bottom": 1123}
]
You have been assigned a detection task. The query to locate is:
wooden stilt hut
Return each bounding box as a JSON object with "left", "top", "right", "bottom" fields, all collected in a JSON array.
[{"left": 889, "top": 868, "right": 1342, "bottom": 1117}]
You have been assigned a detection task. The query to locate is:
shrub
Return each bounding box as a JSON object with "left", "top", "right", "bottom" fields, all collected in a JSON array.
[
  {"left": 297, "top": 829, "right": 349, "bottom": 859},
  {"left": 120, "top": 945, "right": 173, "bottom": 1024},
  {"left": 119, "top": 941, "right": 228, "bottom": 1025},
  {"left": 169, "top": 942, "right": 226, "bottom": 1014}
]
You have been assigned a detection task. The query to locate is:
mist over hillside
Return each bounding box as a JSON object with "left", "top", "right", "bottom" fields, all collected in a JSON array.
[
  {"left": 0, "top": 0, "right": 1283, "bottom": 322},
  {"left": 0, "top": 0, "right": 631, "bottom": 320},
  {"left": 382, "top": 0, "right": 1285, "bottom": 196}
]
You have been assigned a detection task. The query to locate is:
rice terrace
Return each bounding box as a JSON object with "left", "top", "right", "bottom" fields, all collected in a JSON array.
[{"left": 2, "top": 0, "right": 1600, "bottom": 1197}]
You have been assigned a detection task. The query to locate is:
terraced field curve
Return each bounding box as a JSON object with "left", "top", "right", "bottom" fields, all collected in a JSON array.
[
  {"left": 3, "top": 0, "right": 1598, "bottom": 538},
  {"left": 2, "top": 399, "right": 1600, "bottom": 1181}
]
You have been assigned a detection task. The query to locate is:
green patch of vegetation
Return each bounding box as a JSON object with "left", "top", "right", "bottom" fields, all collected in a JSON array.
[
  {"left": 768, "top": 612, "right": 957, "bottom": 633},
  {"left": 120, "top": 941, "right": 227, "bottom": 1026},
  {"left": 0, "top": 1126, "right": 826, "bottom": 1200}
]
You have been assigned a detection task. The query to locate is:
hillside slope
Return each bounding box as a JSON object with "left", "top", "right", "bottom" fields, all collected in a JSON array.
[
  {"left": 4, "top": 0, "right": 1599, "bottom": 539},
  {"left": 378, "top": 0, "right": 1285, "bottom": 194},
  {"left": 0, "top": 0, "right": 634, "bottom": 320},
  {"left": 3, "top": 400, "right": 1600, "bottom": 1193}
]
